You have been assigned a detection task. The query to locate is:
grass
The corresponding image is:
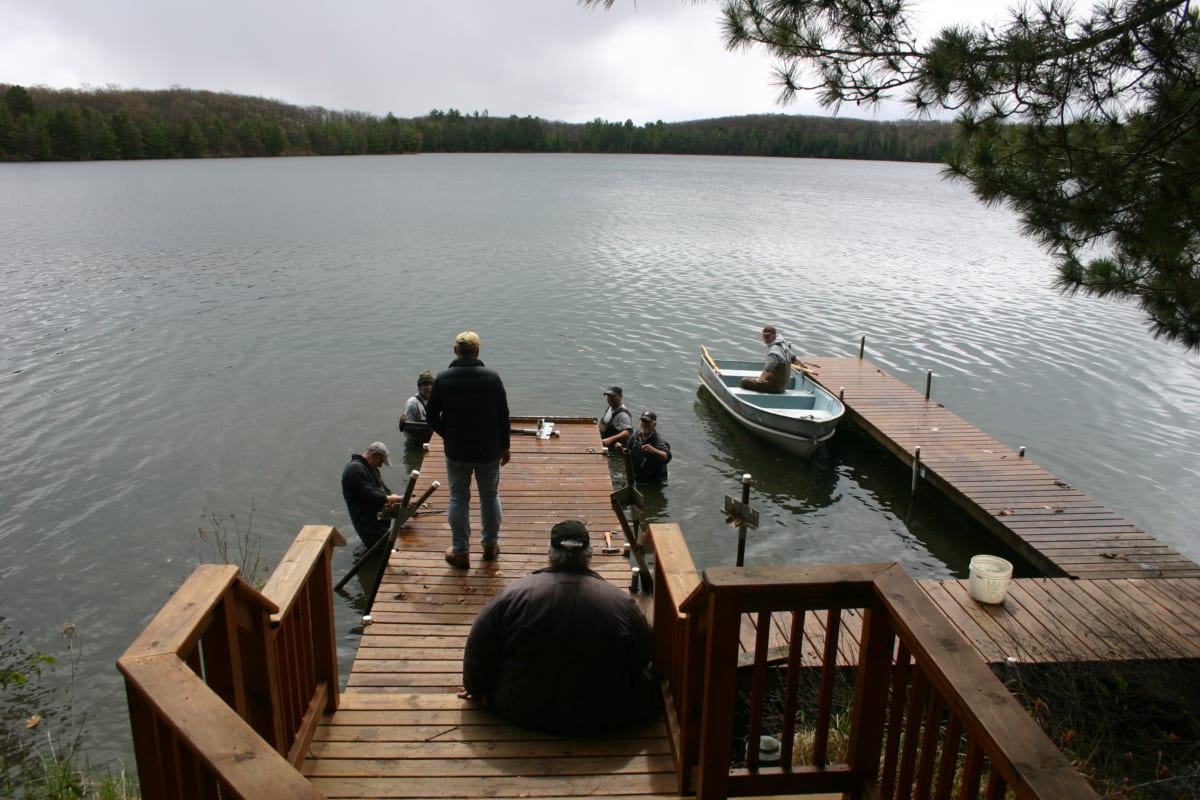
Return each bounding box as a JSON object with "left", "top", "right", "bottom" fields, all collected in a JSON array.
[
  {"left": 2, "top": 604, "right": 139, "bottom": 799},
  {"left": 2, "top": 500, "right": 274, "bottom": 799},
  {"left": 737, "top": 652, "right": 1200, "bottom": 799},
  {"left": 195, "top": 499, "right": 269, "bottom": 587},
  {"left": 999, "top": 659, "right": 1200, "bottom": 800}
]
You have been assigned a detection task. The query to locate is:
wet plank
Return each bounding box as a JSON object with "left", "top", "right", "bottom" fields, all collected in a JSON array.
[
  {"left": 304, "top": 419, "right": 675, "bottom": 799},
  {"left": 809, "top": 356, "right": 1200, "bottom": 579}
]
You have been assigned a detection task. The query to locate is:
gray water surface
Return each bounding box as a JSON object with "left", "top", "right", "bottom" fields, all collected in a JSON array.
[{"left": 2, "top": 153, "right": 1197, "bottom": 767}]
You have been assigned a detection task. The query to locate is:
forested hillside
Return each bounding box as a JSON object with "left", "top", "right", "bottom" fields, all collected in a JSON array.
[{"left": 0, "top": 84, "right": 954, "bottom": 163}]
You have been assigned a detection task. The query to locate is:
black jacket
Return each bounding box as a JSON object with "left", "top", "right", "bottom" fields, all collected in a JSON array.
[
  {"left": 426, "top": 357, "right": 511, "bottom": 462},
  {"left": 462, "top": 567, "right": 656, "bottom": 734},
  {"left": 340, "top": 454, "right": 391, "bottom": 545}
]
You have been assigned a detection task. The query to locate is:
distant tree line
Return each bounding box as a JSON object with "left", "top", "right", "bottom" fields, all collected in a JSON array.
[{"left": 0, "top": 84, "right": 954, "bottom": 164}]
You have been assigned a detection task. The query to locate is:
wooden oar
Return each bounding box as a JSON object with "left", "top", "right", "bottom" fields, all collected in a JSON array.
[{"left": 700, "top": 343, "right": 721, "bottom": 375}]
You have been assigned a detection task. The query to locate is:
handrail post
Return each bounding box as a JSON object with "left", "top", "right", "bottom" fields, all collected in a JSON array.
[
  {"left": 845, "top": 602, "right": 896, "bottom": 789},
  {"left": 694, "top": 588, "right": 741, "bottom": 800}
]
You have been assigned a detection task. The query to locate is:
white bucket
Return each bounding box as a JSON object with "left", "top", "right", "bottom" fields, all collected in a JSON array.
[{"left": 968, "top": 555, "right": 1013, "bottom": 604}]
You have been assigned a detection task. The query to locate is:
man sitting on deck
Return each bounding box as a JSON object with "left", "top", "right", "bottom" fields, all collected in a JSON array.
[
  {"left": 740, "top": 324, "right": 804, "bottom": 393},
  {"left": 460, "top": 520, "right": 656, "bottom": 735}
]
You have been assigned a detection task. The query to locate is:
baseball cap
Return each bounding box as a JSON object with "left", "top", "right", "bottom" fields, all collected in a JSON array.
[
  {"left": 640, "top": 410, "right": 657, "bottom": 422},
  {"left": 550, "top": 520, "right": 590, "bottom": 550},
  {"left": 365, "top": 441, "right": 391, "bottom": 465},
  {"left": 603, "top": 386, "right": 623, "bottom": 396}
]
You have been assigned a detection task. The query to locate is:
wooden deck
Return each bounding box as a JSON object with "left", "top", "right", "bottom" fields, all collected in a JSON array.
[
  {"left": 303, "top": 418, "right": 680, "bottom": 800},
  {"left": 920, "top": 577, "right": 1200, "bottom": 664},
  {"left": 740, "top": 576, "right": 1200, "bottom": 669},
  {"left": 299, "top": 389, "right": 1197, "bottom": 797},
  {"left": 807, "top": 356, "right": 1200, "bottom": 580}
]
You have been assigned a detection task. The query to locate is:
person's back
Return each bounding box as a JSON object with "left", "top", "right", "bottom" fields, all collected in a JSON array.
[
  {"left": 763, "top": 338, "right": 794, "bottom": 392},
  {"left": 461, "top": 521, "right": 655, "bottom": 734},
  {"left": 427, "top": 345, "right": 509, "bottom": 462},
  {"left": 465, "top": 569, "right": 654, "bottom": 733}
]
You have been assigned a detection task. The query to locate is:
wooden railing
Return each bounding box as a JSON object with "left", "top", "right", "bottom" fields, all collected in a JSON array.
[
  {"left": 117, "top": 524, "right": 344, "bottom": 800},
  {"left": 649, "top": 522, "right": 1100, "bottom": 800}
]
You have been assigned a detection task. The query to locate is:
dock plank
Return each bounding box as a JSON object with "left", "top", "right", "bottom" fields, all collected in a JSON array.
[
  {"left": 304, "top": 419, "right": 676, "bottom": 799},
  {"left": 809, "top": 356, "right": 1200, "bottom": 579}
]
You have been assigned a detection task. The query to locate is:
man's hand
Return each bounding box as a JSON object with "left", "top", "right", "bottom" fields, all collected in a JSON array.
[{"left": 500, "top": 448, "right": 511, "bottom": 466}]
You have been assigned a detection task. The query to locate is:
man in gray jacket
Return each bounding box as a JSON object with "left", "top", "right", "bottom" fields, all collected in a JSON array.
[{"left": 460, "top": 520, "right": 656, "bottom": 734}]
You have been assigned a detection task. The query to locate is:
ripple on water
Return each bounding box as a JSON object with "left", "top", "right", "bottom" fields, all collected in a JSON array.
[{"left": 2, "top": 155, "right": 1198, "bottom": 769}]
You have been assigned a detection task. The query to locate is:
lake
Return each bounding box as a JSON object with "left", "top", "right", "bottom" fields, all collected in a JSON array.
[{"left": 1, "top": 153, "right": 1197, "bottom": 768}]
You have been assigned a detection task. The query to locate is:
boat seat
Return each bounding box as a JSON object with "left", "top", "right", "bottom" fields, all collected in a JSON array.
[
  {"left": 721, "top": 373, "right": 801, "bottom": 390},
  {"left": 739, "top": 392, "right": 818, "bottom": 410}
]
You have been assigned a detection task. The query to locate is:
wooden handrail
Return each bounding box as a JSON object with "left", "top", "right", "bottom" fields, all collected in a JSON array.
[
  {"left": 118, "top": 525, "right": 344, "bottom": 799},
  {"left": 648, "top": 523, "right": 1100, "bottom": 800}
]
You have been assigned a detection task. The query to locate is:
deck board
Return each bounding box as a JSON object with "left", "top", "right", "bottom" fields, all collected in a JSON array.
[
  {"left": 305, "top": 378, "right": 1199, "bottom": 797},
  {"left": 305, "top": 419, "right": 677, "bottom": 799},
  {"left": 917, "top": 578, "right": 1200, "bottom": 664},
  {"left": 808, "top": 356, "right": 1200, "bottom": 579}
]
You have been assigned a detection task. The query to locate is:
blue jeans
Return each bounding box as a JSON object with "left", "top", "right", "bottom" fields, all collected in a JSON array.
[{"left": 445, "top": 456, "right": 502, "bottom": 554}]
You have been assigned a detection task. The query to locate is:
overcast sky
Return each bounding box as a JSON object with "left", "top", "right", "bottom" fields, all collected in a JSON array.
[{"left": 1, "top": 0, "right": 1015, "bottom": 125}]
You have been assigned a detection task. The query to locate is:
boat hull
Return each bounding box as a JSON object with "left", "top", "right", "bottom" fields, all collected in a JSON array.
[{"left": 698, "top": 351, "right": 845, "bottom": 458}]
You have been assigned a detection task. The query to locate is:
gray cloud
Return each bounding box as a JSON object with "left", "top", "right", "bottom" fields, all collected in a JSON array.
[{"left": 0, "top": 0, "right": 1010, "bottom": 123}]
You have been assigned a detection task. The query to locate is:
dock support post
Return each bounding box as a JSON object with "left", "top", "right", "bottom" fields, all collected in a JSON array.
[
  {"left": 1018, "top": 446, "right": 1026, "bottom": 458},
  {"left": 858, "top": 335, "right": 866, "bottom": 358},
  {"left": 911, "top": 447, "right": 922, "bottom": 495},
  {"left": 721, "top": 474, "right": 759, "bottom": 568},
  {"left": 736, "top": 474, "right": 752, "bottom": 567},
  {"left": 924, "top": 369, "right": 932, "bottom": 400},
  {"left": 838, "top": 387, "right": 845, "bottom": 402}
]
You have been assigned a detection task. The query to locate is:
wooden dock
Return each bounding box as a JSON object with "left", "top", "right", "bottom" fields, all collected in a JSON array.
[
  {"left": 300, "top": 389, "right": 1197, "bottom": 797},
  {"left": 740, "top": 576, "right": 1200, "bottom": 670},
  {"left": 303, "top": 418, "right": 679, "bottom": 800},
  {"left": 807, "top": 356, "right": 1200, "bottom": 579},
  {"left": 920, "top": 577, "right": 1200, "bottom": 664}
]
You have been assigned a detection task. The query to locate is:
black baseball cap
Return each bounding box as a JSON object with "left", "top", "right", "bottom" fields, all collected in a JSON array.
[{"left": 550, "top": 520, "right": 590, "bottom": 550}]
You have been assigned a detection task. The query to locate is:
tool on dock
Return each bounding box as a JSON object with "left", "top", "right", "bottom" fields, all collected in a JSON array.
[
  {"left": 510, "top": 419, "right": 559, "bottom": 438},
  {"left": 601, "top": 531, "right": 622, "bottom": 555},
  {"left": 723, "top": 473, "right": 759, "bottom": 567},
  {"left": 610, "top": 448, "right": 653, "bottom": 592}
]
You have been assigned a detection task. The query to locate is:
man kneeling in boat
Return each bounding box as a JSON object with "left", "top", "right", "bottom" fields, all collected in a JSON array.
[
  {"left": 740, "top": 324, "right": 804, "bottom": 393},
  {"left": 459, "top": 520, "right": 656, "bottom": 734}
]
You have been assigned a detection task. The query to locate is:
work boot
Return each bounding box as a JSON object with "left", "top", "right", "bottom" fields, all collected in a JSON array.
[
  {"left": 482, "top": 544, "right": 500, "bottom": 561},
  {"left": 444, "top": 548, "right": 469, "bottom": 569}
]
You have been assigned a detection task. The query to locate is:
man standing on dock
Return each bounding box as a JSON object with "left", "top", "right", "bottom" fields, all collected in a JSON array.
[
  {"left": 740, "top": 324, "right": 804, "bottom": 393},
  {"left": 460, "top": 520, "right": 656, "bottom": 734},
  {"left": 340, "top": 442, "right": 405, "bottom": 548},
  {"left": 425, "top": 330, "right": 511, "bottom": 569}
]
